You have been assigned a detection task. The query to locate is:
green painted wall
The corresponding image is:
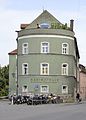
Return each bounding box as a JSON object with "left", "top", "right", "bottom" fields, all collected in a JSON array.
[
  {"left": 18, "top": 55, "right": 76, "bottom": 76},
  {"left": 9, "top": 55, "right": 17, "bottom": 95},
  {"left": 18, "top": 75, "right": 76, "bottom": 96},
  {"left": 17, "top": 31, "right": 77, "bottom": 96},
  {"left": 9, "top": 11, "right": 79, "bottom": 97},
  {"left": 18, "top": 37, "right": 75, "bottom": 56}
]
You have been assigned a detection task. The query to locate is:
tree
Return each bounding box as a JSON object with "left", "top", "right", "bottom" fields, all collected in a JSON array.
[{"left": 0, "top": 65, "right": 9, "bottom": 96}]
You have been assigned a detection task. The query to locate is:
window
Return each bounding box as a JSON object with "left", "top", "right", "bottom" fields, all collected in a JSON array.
[
  {"left": 22, "top": 85, "right": 28, "bottom": 92},
  {"left": 22, "top": 43, "right": 28, "bottom": 54},
  {"left": 40, "top": 85, "right": 49, "bottom": 93},
  {"left": 22, "top": 63, "right": 28, "bottom": 75},
  {"left": 41, "top": 42, "right": 49, "bottom": 53},
  {"left": 62, "top": 43, "right": 69, "bottom": 54},
  {"left": 62, "top": 63, "right": 68, "bottom": 75},
  {"left": 62, "top": 85, "right": 68, "bottom": 94},
  {"left": 40, "top": 23, "right": 50, "bottom": 29},
  {"left": 40, "top": 63, "right": 49, "bottom": 75}
]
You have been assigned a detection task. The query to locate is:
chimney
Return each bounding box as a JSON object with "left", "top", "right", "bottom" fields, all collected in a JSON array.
[{"left": 70, "top": 19, "right": 74, "bottom": 31}]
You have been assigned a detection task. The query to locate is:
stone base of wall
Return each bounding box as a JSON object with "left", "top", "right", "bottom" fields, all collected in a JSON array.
[{"left": 58, "top": 94, "right": 74, "bottom": 103}]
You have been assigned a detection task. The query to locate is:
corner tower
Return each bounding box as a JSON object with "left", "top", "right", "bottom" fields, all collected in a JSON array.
[{"left": 9, "top": 10, "right": 80, "bottom": 98}]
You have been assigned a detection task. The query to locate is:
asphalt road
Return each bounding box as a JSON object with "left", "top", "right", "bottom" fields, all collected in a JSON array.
[{"left": 0, "top": 101, "right": 86, "bottom": 120}]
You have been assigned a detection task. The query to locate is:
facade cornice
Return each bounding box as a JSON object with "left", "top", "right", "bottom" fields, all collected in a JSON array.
[{"left": 18, "top": 34, "right": 74, "bottom": 40}]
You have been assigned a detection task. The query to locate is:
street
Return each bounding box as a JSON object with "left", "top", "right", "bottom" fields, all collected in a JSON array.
[{"left": 0, "top": 101, "right": 86, "bottom": 120}]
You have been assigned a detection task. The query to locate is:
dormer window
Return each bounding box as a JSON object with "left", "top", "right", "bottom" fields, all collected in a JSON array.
[{"left": 40, "top": 23, "right": 50, "bottom": 29}]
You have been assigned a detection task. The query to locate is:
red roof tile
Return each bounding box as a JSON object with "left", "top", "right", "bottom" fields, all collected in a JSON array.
[
  {"left": 8, "top": 49, "right": 17, "bottom": 55},
  {"left": 20, "top": 24, "right": 29, "bottom": 29}
]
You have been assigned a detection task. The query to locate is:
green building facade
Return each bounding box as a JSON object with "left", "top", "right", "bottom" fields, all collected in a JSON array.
[{"left": 9, "top": 10, "right": 80, "bottom": 97}]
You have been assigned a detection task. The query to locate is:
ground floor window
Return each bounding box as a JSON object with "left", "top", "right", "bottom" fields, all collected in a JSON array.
[
  {"left": 40, "top": 85, "right": 49, "bottom": 93},
  {"left": 22, "top": 85, "right": 28, "bottom": 93},
  {"left": 62, "top": 85, "right": 68, "bottom": 94}
]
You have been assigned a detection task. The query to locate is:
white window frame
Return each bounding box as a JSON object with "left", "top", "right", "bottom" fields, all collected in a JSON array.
[
  {"left": 41, "top": 42, "right": 49, "bottom": 53},
  {"left": 40, "top": 85, "right": 49, "bottom": 93},
  {"left": 22, "top": 85, "right": 28, "bottom": 93},
  {"left": 22, "top": 43, "right": 28, "bottom": 54},
  {"left": 22, "top": 63, "right": 28, "bottom": 75},
  {"left": 62, "top": 43, "right": 69, "bottom": 54},
  {"left": 62, "top": 85, "right": 68, "bottom": 94},
  {"left": 40, "top": 63, "right": 49, "bottom": 75},
  {"left": 62, "top": 63, "right": 68, "bottom": 75}
]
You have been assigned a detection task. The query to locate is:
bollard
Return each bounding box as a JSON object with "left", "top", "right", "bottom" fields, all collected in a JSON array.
[{"left": 11, "top": 96, "right": 14, "bottom": 105}]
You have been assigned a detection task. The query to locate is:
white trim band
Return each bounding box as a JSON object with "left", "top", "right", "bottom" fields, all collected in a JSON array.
[{"left": 18, "top": 35, "right": 74, "bottom": 40}]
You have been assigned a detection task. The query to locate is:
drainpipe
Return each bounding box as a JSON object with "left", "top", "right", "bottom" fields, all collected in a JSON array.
[{"left": 15, "top": 31, "right": 19, "bottom": 97}]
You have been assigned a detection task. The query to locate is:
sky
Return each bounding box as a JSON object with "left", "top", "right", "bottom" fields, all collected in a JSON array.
[{"left": 0, "top": 0, "right": 86, "bottom": 67}]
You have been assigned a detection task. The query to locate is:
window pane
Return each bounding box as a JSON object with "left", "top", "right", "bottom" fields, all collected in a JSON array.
[
  {"left": 41, "top": 63, "right": 49, "bottom": 75},
  {"left": 63, "top": 44, "right": 67, "bottom": 47},
  {"left": 22, "top": 43, "right": 28, "bottom": 54},
  {"left": 22, "top": 63, "right": 28, "bottom": 75},
  {"left": 62, "top": 64, "right": 68, "bottom": 75},
  {"left": 62, "top": 85, "right": 68, "bottom": 94},
  {"left": 22, "top": 85, "right": 28, "bottom": 92},
  {"left": 41, "top": 85, "right": 49, "bottom": 93},
  {"left": 41, "top": 42, "right": 49, "bottom": 53},
  {"left": 62, "top": 43, "right": 68, "bottom": 54},
  {"left": 42, "top": 43, "right": 48, "bottom": 46},
  {"left": 63, "top": 64, "right": 67, "bottom": 67},
  {"left": 24, "top": 44, "right": 27, "bottom": 46}
]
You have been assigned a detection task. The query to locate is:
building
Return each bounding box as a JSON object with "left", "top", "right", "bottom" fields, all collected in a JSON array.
[
  {"left": 79, "top": 64, "right": 86, "bottom": 100},
  {"left": 8, "top": 10, "right": 80, "bottom": 98}
]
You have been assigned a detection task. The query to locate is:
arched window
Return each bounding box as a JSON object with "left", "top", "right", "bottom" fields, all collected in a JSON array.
[
  {"left": 22, "top": 85, "right": 28, "bottom": 93},
  {"left": 40, "top": 63, "right": 49, "bottom": 75},
  {"left": 62, "top": 43, "right": 69, "bottom": 54},
  {"left": 62, "top": 85, "right": 68, "bottom": 94},
  {"left": 41, "top": 42, "right": 49, "bottom": 53},
  {"left": 22, "top": 63, "right": 28, "bottom": 75},
  {"left": 22, "top": 43, "right": 28, "bottom": 54},
  {"left": 62, "top": 63, "right": 68, "bottom": 75}
]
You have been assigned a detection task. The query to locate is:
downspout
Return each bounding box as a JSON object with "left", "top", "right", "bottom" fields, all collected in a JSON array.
[{"left": 15, "top": 31, "right": 19, "bottom": 96}]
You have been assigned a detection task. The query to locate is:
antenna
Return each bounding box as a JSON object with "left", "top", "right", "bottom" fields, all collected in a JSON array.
[{"left": 42, "top": 6, "right": 44, "bottom": 12}]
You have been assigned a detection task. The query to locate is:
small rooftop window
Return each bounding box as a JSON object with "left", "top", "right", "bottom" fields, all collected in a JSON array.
[{"left": 40, "top": 23, "right": 50, "bottom": 29}]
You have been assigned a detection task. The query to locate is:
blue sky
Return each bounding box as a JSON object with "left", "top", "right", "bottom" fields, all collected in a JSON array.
[
  {"left": 1, "top": 0, "right": 80, "bottom": 11},
  {"left": 0, "top": 0, "right": 86, "bottom": 66}
]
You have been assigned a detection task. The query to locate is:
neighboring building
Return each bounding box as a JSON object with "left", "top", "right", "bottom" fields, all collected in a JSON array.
[
  {"left": 8, "top": 10, "right": 80, "bottom": 98},
  {"left": 8, "top": 49, "right": 17, "bottom": 95},
  {"left": 79, "top": 64, "right": 86, "bottom": 100}
]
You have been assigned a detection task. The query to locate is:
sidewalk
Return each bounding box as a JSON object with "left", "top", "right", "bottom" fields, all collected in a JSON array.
[{"left": 61, "top": 100, "right": 86, "bottom": 106}]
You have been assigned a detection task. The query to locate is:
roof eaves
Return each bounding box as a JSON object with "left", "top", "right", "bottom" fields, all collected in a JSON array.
[{"left": 8, "top": 49, "right": 17, "bottom": 55}]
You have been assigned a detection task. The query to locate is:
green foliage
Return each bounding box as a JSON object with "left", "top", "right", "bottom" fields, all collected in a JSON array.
[
  {"left": 51, "top": 23, "right": 70, "bottom": 30},
  {"left": 0, "top": 65, "right": 9, "bottom": 96}
]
